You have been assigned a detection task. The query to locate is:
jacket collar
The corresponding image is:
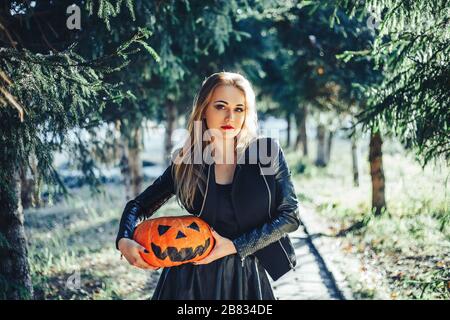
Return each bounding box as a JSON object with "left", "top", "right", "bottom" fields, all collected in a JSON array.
[{"left": 202, "top": 136, "right": 263, "bottom": 170}]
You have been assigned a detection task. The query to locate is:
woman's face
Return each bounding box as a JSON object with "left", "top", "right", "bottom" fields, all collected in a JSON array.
[{"left": 203, "top": 85, "right": 246, "bottom": 141}]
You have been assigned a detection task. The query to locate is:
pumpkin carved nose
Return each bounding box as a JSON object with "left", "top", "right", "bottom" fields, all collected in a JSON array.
[{"left": 176, "top": 231, "right": 187, "bottom": 239}]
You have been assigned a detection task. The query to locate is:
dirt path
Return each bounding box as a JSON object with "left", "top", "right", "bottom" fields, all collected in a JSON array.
[{"left": 270, "top": 220, "right": 347, "bottom": 300}]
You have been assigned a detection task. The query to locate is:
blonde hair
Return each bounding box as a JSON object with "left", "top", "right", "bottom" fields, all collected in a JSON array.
[{"left": 171, "top": 72, "right": 259, "bottom": 211}]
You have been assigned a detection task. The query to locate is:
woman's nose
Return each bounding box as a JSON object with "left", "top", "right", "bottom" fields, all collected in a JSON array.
[{"left": 225, "top": 110, "right": 234, "bottom": 121}]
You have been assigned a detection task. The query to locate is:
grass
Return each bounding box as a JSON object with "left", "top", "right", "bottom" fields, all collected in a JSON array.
[
  {"left": 286, "top": 136, "right": 449, "bottom": 299},
  {"left": 25, "top": 182, "right": 182, "bottom": 300}
]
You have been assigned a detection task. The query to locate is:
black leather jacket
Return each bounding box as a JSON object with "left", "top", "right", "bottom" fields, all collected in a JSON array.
[{"left": 115, "top": 137, "right": 300, "bottom": 281}]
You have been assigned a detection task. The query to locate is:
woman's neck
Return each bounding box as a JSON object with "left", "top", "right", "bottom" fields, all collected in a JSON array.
[{"left": 212, "top": 138, "right": 236, "bottom": 165}]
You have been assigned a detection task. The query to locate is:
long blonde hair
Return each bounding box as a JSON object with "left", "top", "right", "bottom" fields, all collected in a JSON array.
[{"left": 171, "top": 72, "right": 259, "bottom": 211}]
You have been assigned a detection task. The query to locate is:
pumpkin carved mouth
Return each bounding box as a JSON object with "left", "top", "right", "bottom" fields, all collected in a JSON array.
[{"left": 151, "top": 238, "right": 212, "bottom": 262}]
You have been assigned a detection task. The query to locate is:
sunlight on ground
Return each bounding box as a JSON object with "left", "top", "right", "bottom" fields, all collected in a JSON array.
[{"left": 24, "top": 136, "right": 448, "bottom": 299}]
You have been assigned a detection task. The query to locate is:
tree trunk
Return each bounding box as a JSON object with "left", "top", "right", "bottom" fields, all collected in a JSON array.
[
  {"left": 19, "top": 154, "right": 41, "bottom": 209},
  {"left": 31, "top": 156, "right": 42, "bottom": 208},
  {"left": 351, "top": 134, "right": 359, "bottom": 187},
  {"left": 164, "top": 101, "right": 177, "bottom": 166},
  {"left": 286, "top": 113, "right": 291, "bottom": 149},
  {"left": 0, "top": 169, "right": 33, "bottom": 299},
  {"left": 315, "top": 124, "right": 326, "bottom": 167},
  {"left": 128, "top": 127, "right": 143, "bottom": 198},
  {"left": 19, "top": 165, "right": 33, "bottom": 210},
  {"left": 325, "top": 130, "right": 334, "bottom": 164},
  {"left": 369, "top": 131, "right": 386, "bottom": 216},
  {"left": 295, "top": 106, "right": 308, "bottom": 156},
  {"left": 118, "top": 124, "right": 132, "bottom": 201}
]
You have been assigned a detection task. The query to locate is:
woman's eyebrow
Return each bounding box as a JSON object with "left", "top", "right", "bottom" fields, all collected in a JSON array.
[{"left": 213, "top": 100, "right": 245, "bottom": 107}]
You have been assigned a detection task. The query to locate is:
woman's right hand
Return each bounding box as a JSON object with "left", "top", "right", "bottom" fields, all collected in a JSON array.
[{"left": 118, "top": 238, "right": 160, "bottom": 270}]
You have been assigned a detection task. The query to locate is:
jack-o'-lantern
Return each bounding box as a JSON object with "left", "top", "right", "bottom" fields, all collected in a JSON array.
[{"left": 133, "top": 215, "right": 215, "bottom": 267}]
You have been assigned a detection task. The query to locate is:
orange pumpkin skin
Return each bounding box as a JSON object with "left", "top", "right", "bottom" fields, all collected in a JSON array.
[{"left": 133, "top": 215, "right": 215, "bottom": 268}]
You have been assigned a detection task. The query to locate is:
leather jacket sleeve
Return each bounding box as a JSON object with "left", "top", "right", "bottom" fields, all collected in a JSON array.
[
  {"left": 115, "top": 164, "right": 175, "bottom": 249},
  {"left": 232, "top": 141, "right": 300, "bottom": 259}
]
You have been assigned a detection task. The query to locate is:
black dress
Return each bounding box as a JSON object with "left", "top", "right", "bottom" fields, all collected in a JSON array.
[{"left": 151, "top": 182, "right": 276, "bottom": 300}]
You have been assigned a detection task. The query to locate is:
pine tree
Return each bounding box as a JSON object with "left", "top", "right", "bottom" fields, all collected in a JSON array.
[
  {"left": 0, "top": 0, "right": 155, "bottom": 299},
  {"left": 332, "top": 0, "right": 450, "bottom": 164}
]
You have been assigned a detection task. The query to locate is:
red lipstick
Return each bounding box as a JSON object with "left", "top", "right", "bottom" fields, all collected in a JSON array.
[{"left": 221, "top": 125, "right": 234, "bottom": 130}]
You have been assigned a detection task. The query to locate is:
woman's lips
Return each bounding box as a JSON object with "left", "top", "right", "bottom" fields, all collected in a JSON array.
[{"left": 221, "top": 125, "right": 234, "bottom": 130}]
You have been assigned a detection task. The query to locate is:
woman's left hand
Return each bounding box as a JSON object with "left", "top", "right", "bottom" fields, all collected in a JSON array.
[{"left": 193, "top": 230, "right": 237, "bottom": 265}]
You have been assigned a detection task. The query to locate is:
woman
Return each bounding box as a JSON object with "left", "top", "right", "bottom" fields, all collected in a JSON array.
[{"left": 116, "top": 72, "right": 300, "bottom": 300}]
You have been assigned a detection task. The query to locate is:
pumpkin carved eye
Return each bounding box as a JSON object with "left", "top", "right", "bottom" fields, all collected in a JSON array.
[
  {"left": 187, "top": 222, "right": 199, "bottom": 231},
  {"left": 158, "top": 225, "right": 171, "bottom": 236}
]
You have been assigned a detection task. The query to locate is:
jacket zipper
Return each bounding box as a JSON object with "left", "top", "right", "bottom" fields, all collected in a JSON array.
[
  {"left": 231, "top": 165, "right": 246, "bottom": 268},
  {"left": 254, "top": 258, "right": 263, "bottom": 300},
  {"left": 258, "top": 163, "right": 295, "bottom": 270},
  {"left": 198, "top": 164, "right": 211, "bottom": 217}
]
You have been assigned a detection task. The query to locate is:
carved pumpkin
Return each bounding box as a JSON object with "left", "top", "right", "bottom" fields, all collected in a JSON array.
[{"left": 133, "top": 215, "right": 215, "bottom": 267}]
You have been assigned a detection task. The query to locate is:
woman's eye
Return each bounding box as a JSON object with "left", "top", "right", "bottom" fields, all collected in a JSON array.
[{"left": 214, "top": 105, "right": 244, "bottom": 112}]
